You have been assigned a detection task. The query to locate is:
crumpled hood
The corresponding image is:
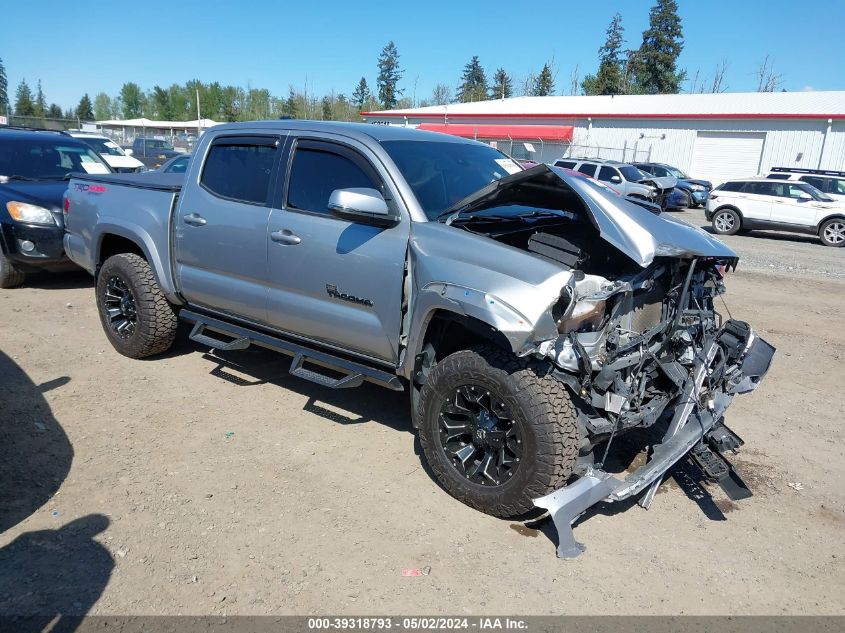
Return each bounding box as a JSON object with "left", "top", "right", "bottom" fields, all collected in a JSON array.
[
  {"left": 639, "top": 174, "right": 677, "bottom": 189},
  {"left": 442, "top": 164, "right": 737, "bottom": 268}
]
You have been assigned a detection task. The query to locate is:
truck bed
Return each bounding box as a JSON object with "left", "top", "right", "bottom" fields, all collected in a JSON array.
[{"left": 74, "top": 172, "right": 184, "bottom": 192}]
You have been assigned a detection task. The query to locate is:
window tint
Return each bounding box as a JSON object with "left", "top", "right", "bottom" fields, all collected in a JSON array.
[
  {"left": 719, "top": 181, "right": 746, "bottom": 192},
  {"left": 597, "top": 166, "right": 618, "bottom": 182},
  {"left": 287, "top": 147, "right": 376, "bottom": 214},
  {"left": 166, "top": 156, "right": 190, "bottom": 173},
  {"left": 201, "top": 140, "right": 276, "bottom": 205},
  {"left": 745, "top": 182, "right": 778, "bottom": 196},
  {"left": 554, "top": 160, "right": 576, "bottom": 169},
  {"left": 765, "top": 174, "right": 784, "bottom": 179},
  {"left": 619, "top": 165, "right": 646, "bottom": 181},
  {"left": 577, "top": 163, "right": 597, "bottom": 177}
]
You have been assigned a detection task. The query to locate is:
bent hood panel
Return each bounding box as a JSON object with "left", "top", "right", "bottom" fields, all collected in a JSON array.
[{"left": 444, "top": 165, "right": 737, "bottom": 268}]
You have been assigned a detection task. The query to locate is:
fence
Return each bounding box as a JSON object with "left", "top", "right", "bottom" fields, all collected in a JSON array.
[{"left": 558, "top": 142, "right": 651, "bottom": 164}]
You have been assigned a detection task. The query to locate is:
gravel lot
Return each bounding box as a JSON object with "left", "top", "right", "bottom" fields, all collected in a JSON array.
[{"left": 1, "top": 221, "right": 843, "bottom": 616}]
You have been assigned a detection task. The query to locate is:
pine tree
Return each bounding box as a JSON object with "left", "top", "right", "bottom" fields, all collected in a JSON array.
[
  {"left": 34, "top": 80, "right": 47, "bottom": 117},
  {"left": 14, "top": 79, "right": 35, "bottom": 116},
  {"left": 351, "top": 77, "right": 371, "bottom": 110},
  {"left": 631, "top": 0, "right": 686, "bottom": 94},
  {"left": 533, "top": 64, "right": 555, "bottom": 96},
  {"left": 76, "top": 93, "right": 94, "bottom": 120},
  {"left": 321, "top": 95, "right": 333, "bottom": 120},
  {"left": 376, "top": 41, "right": 403, "bottom": 109},
  {"left": 47, "top": 103, "right": 62, "bottom": 118},
  {"left": 582, "top": 13, "right": 626, "bottom": 95},
  {"left": 0, "top": 57, "right": 8, "bottom": 114},
  {"left": 489, "top": 68, "right": 513, "bottom": 100},
  {"left": 457, "top": 56, "right": 487, "bottom": 103}
]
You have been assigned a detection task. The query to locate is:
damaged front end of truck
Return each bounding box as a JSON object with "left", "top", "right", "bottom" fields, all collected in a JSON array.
[{"left": 432, "top": 165, "right": 776, "bottom": 557}]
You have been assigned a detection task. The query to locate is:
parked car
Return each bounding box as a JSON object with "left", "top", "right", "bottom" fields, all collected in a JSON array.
[
  {"left": 765, "top": 167, "right": 845, "bottom": 202},
  {"left": 128, "top": 137, "right": 183, "bottom": 169},
  {"left": 64, "top": 122, "right": 773, "bottom": 553},
  {"left": 706, "top": 177, "right": 845, "bottom": 247},
  {"left": 69, "top": 132, "right": 146, "bottom": 173},
  {"left": 553, "top": 157, "right": 676, "bottom": 208},
  {"left": 155, "top": 154, "right": 191, "bottom": 173},
  {"left": 666, "top": 187, "right": 692, "bottom": 210},
  {"left": 633, "top": 162, "right": 712, "bottom": 208},
  {"left": 0, "top": 126, "right": 112, "bottom": 287}
]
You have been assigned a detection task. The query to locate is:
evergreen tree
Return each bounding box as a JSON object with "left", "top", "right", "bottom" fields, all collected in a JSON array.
[
  {"left": 376, "top": 41, "right": 403, "bottom": 109},
  {"left": 0, "top": 57, "right": 8, "bottom": 114},
  {"left": 63, "top": 107, "right": 74, "bottom": 120},
  {"left": 76, "top": 93, "right": 94, "bottom": 120},
  {"left": 351, "top": 77, "right": 371, "bottom": 110},
  {"left": 489, "top": 68, "right": 513, "bottom": 100},
  {"left": 14, "top": 79, "right": 35, "bottom": 116},
  {"left": 533, "top": 64, "right": 555, "bottom": 96},
  {"left": 47, "top": 103, "right": 63, "bottom": 118},
  {"left": 457, "top": 56, "right": 487, "bottom": 103},
  {"left": 631, "top": 0, "right": 686, "bottom": 94},
  {"left": 582, "top": 12, "right": 626, "bottom": 95},
  {"left": 34, "top": 80, "right": 47, "bottom": 117},
  {"left": 321, "top": 95, "right": 333, "bottom": 120}
]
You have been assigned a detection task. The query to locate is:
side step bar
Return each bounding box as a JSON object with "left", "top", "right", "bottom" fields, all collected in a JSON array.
[{"left": 181, "top": 309, "right": 404, "bottom": 391}]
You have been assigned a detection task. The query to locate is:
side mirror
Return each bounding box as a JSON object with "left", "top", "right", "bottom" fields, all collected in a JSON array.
[
  {"left": 124, "top": 148, "right": 134, "bottom": 156},
  {"left": 610, "top": 175, "right": 622, "bottom": 184},
  {"left": 797, "top": 192, "right": 812, "bottom": 201},
  {"left": 328, "top": 188, "right": 399, "bottom": 227}
]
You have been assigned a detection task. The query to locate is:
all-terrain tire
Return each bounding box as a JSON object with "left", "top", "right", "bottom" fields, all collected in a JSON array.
[
  {"left": 96, "top": 253, "right": 178, "bottom": 358},
  {"left": 417, "top": 344, "right": 579, "bottom": 518},
  {"left": 0, "top": 250, "right": 26, "bottom": 288}
]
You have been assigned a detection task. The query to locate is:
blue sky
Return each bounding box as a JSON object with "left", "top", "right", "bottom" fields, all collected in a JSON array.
[{"left": 2, "top": 0, "right": 843, "bottom": 110}]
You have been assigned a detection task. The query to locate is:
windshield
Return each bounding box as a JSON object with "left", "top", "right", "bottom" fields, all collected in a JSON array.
[
  {"left": 800, "top": 182, "right": 834, "bottom": 202},
  {"left": 0, "top": 138, "right": 112, "bottom": 179},
  {"left": 82, "top": 137, "right": 126, "bottom": 156},
  {"left": 380, "top": 140, "right": 522, "bottom": 220},
  {"left": 619, "top": 165, "right": 647, "bottom": 181},
  {"left": 666, "top": 166, "right": 688, "bottom": 178}
]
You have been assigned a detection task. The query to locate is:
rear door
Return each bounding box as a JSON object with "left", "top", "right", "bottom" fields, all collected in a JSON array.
[
  {"left": 265, "top": 135, "right": 410, "bottom": 364},
  {"left": 736, "top": 181, "right": 774, "bottom": 220},
  {"left": 175, "top": 133, "right": 283, "bottom": 323}
]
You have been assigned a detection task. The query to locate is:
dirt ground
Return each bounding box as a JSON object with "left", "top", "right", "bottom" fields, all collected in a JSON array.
[{"left": 1, "top": 220, "right": 844, "bottom": 616}]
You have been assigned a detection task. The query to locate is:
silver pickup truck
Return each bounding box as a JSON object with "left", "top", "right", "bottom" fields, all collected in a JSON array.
[{"left": 64, "top": 121, "right": 774, "bottom": 556}]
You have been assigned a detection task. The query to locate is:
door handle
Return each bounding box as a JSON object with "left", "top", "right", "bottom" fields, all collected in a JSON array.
[
  {"left": 183, "top": 213, "right": 207, "bottom": 226},
  {"left": 270, "top": 229, "right": 301, "bottom": 245}
]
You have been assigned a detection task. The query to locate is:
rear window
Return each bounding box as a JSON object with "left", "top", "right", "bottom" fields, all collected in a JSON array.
[
  {"left": 577, "top": 163, "right": 597, "bottom": 177},
  {"left": 200, "top": 137, "right": 276, "bottom": 205},
  {"left": 554, "top": 160, "right": 576, "bottom": 169}
]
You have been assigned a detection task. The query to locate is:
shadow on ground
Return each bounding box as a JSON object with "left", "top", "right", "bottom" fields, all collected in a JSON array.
[
  {"left": 19, "top": 270, "right": 93, "bottom": 291},
  {"left": 0, "top": 514, "right": 113, "bottom": 632},
  {"left": 0, "top": 351, "right": 73, "bottom": 533}
]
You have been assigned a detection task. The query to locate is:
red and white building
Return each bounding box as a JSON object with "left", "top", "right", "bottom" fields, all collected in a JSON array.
[{"left": 362, "top": 91, "right": 845, "bottom": 185}]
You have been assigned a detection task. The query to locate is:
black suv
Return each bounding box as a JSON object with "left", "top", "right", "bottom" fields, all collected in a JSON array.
[
  {"left": 130, "top": 137, "right": 182, "bottom": 169},
  {"left": 0, "top": 126, "right": 113, "bottom": 287}
]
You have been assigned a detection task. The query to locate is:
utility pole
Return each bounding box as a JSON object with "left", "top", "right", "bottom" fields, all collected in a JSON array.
[{"left": 196, "top": 88, "right": 201, "bottom": 136}]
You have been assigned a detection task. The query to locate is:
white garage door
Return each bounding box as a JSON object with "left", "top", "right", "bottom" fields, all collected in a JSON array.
[{"left": 691, "top": 132, "right": 765, "bottom": 186}]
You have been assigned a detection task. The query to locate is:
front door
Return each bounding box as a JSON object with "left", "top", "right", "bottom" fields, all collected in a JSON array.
[
  {"left": 266, "top": 136, "right": 410, "bottom": 364},
  {"left": 771, "top": 182, "right": 826, "bottom": 228},
  {"left": 174, "top": 133, "right": 283, "bottom": 324}
]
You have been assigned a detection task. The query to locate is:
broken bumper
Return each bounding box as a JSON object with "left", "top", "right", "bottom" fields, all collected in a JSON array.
[{"left": 535, "top": 324, "right": 775, "bottom": 559}]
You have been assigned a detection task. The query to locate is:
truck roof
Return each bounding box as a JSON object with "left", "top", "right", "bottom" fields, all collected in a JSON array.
[{"left": 210, "top": 120, "right": 478, "bottom": 145}]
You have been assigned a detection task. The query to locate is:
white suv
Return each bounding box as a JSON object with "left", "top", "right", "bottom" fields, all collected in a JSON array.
[
  {"left": 706, "top": 178, "right": 845, "bottom": 247},
  {"left": 766, "top": 168, "right": 845, "bottom": 202},
  {"left": 69, "top": 133, "right": 145, "bottom": 173}
]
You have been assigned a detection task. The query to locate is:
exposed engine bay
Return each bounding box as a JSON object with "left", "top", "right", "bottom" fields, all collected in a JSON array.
[{"left": 448, "top": 168, "right": 775, "bottom": 453}]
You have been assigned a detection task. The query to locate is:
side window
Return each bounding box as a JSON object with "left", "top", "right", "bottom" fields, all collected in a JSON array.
[
  {"left": 799, "top": 176, "right": 825, "bottom": 190},
  {"left": 785, "top": 184, "right": 809, "bottom": 199},
  {"left": 287, "top": 145, "right": 377, "bottom": 214},
  {"left": 719, "top": 181, "right": 744, "bottom": 192},
  {"left": 554, "top": 160, "right": 576, "bottom": 169},
  {"left": 765, "top": 174, "right": 783, "bottom": 179},
  {"left": 597, "top": 166, "right": 618, "bottom": 182},
  {"left": 201, "top": 137, "right": 277, "bottom": 205},
  {"left": 833, "top": 179, "right": 845, "bottom": 195},
  {"left": 649, "top": 165, "right": 667, "bottom": 177},
  {"left": 577, "top": 163, "right": 597, "bottom": 177}
]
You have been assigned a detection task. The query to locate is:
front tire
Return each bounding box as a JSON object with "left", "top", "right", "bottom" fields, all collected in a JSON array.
[
  {"left": 96, "top": 253, "right": 177, "bottom": 358},
  {"left": 417, "top": 345, "right": 579, "bottom": 518},
  {"left": 819, "top": 218, "right": 845, "bottom": 247},
  {"left": 712, "top": 208, "right": 741, "bottom": 235},
  {"left": 0, "top": 250, "right": 26, "bottom": 288}
]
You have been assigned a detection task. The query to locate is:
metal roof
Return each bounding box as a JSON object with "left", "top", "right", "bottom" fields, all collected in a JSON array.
[{"left": 363, "top": 91, "right": 845, "bottom": 120}]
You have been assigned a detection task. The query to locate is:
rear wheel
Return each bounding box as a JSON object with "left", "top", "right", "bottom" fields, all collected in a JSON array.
[
  {"left": 819, "top": 219, "right": 845, "bottom": 247},
  {"left": 417, "top": 344, "right": 579, "bottom": 518},
  {"left": 0, "top": 250, "right": 26, "bottom": 288},
  {"left": 96, "top": 253, "right": 178, "bottom": 358},
  {"left": 712, "top": 208, "right": 741, "bottom": 235}
]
